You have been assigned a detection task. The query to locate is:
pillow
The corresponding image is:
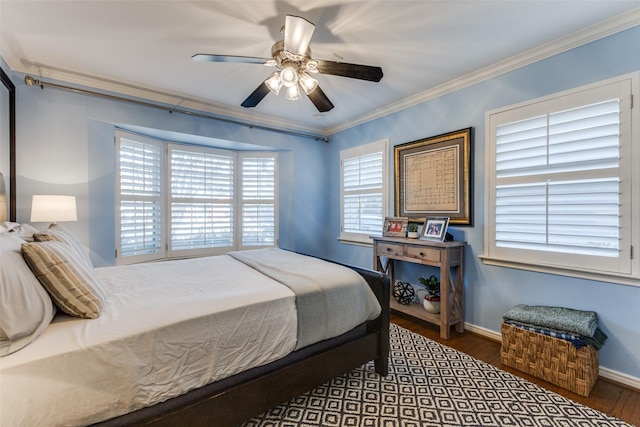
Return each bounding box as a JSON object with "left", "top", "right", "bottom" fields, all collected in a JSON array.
[
  {"left": 0, "top": 233, "right": 56, "bottom": 356},
  {"left": 21, "top": 241, "right": 106, "bottom": 319},
  {"left": 0, "top": 221, "right": 20, "bottom": 234},
  {"left": 34, "top": 224, "right": 93, "bottom": 267},
  {"left": 10, "top": 223, "right": 39, "bottom": 242}
]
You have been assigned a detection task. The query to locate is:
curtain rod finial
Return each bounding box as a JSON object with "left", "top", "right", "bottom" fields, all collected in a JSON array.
[{"left": 24, "top": 75, "right": 42, "bottom": 88}]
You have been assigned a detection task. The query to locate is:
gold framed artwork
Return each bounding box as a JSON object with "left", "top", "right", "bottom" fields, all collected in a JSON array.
[
  {"left": 394, "top": 128, "right": 473, "bottom": 225},
  {"left": 382, "top": 216, "right": 408, "bottom": 237}
]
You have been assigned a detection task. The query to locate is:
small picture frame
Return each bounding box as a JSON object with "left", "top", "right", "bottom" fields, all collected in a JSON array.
[
  {"left": 383, "top": 216, "right": 409, "bottom": 237},
  {"left": 420, "top": 217, "right": 450, "bottom": 242}
]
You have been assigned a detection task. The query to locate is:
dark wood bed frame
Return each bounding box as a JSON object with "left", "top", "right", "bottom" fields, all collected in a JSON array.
[
  {"left": 95, "top": 263, "right": 390, "bottom": 427},
  {"left": 3, "top": 70, "right": 386, "bottom": 426}
]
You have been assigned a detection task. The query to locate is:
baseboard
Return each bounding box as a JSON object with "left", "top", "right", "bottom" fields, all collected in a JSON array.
[{"left": 463, "top": 322, "right": 640, "bottom": 392}]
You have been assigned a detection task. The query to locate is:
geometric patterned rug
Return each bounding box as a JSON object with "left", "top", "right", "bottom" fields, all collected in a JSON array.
[{"left": 244, "top": 324, "right": 632, "bottom": 427}]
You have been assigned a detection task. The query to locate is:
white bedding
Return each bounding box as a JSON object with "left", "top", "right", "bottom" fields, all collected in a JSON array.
[
  {"left": 229, "top": 249, "right": 381, "bottom": 349},
  {"left": 0, "top": 255, "right": 298, "bottom": 427}
]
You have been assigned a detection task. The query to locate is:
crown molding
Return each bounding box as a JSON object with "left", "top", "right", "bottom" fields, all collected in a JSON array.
[
  {"left": 326, "top": 8, "right": 640, "bottom": 135},
  {"left": 6, "top": 58, "right": 329, "bottom": 139},
  {"left": 3, "top": 8, "right": 639, "bottom": 139}
]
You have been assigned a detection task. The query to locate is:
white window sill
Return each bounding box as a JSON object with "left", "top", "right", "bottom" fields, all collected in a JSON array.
[
  {"left": 338, "top": 234, "right": 375, "bottom": 247},
  {"left": 479, "top": 255, "right": 640, "bottom": 288}
]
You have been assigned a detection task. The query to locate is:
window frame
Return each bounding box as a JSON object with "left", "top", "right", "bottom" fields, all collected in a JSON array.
[
  {"left": 481, "top": 73, "right": 640, "bottom": 286},
  {"left": 167, "top": 143, "right": 236, "bottom": 259},
  {"left": 115, "top": 130, "right": 278, "bottom": 265},
  {"left": 237, "top": 152, "right": 279, "bottom": 251},
  {"left": 115, "top": 131, "right": 166, "bottom": 264},
  {"left": 339, "top": 138, "right": 389, "bottom": 246}
]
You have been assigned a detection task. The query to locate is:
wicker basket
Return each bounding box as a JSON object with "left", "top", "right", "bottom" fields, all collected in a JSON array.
[{"left": 500, "top": 322, "right": 598, "bottom": 396}]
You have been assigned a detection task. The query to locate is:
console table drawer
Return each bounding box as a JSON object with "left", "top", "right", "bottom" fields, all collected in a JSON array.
[
  {"left": 376, "top": 242, "right": 404, "bottom": 257},
  {"left": 406, "top": 246, "right": 440, "bottom": 263}
]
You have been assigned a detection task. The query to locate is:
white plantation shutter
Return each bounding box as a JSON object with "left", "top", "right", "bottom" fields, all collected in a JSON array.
[
  {"left": 116, "top": 131, "right": 279, "bottom": 264},
  {"left": 495, "top": 179, "right": 620, "bottom": 256},
  {"left": 485, "top": 76, "right": 635, "bottom": 278},
  {"left": 340, "top": 140, "right": 388, "bottom": 243},
  {"left": 343, "top": 153, "right": 383, "bottom": 232},
  {"left": 169, "top": 146, "right": 234, "bottom": 254},
  {"left": 240, "top": 154, "right": 277, "bottom": 247},
  {"left": 116, "top": 131, "right": 164, "bottom": 263},
  {"left": 495, "top": 99, "right": 621, "bottom": 257}
]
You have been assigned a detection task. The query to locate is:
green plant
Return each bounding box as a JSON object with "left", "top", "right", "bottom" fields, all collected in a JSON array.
[
  {"left": 408, "top": 222, "right": 419, "bottom": 232},
  {"left": 418, "top": 275, "right": 440, "bottom": 300}
]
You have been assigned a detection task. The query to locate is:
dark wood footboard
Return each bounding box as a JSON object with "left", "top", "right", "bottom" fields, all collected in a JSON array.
[
  {"left": 345, "top": 264, "right": 390, "bottom": 376},
  {"left": 95, "top": 264, "right": 390, "bottom": 427}
]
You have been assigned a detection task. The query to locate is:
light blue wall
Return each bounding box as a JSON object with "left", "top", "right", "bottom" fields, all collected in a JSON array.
[
  {"left": 13, "top": 76, "right": 328, "bottom": 266},
  {"left": 325, "top": 26, "right": 640, "bottom": 380},
  {"left": 7, "top": 24, "right": 640, "bottom": 381}
]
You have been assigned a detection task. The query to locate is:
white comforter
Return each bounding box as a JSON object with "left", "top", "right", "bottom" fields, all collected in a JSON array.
[{"left": 1, "top": 255, "right": 298, "bottom": 426}]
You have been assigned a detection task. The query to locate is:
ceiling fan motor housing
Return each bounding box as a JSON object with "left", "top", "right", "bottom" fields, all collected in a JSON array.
[{"left": 271, "top": 40, "right": 315, "bottom": 72}]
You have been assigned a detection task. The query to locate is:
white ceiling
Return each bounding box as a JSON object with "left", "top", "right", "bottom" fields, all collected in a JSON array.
[{"left": 2, "top": 1, "right": 640, "bottom": 136}]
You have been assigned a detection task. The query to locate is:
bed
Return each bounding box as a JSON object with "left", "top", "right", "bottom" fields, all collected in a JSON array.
[{"left": 0, "top": 224, "right": 389, "bottom": 427}]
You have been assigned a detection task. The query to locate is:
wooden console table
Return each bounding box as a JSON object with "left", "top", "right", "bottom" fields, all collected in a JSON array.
[{"left": 372, "top": 236, "right": 466, "bottom": 339}]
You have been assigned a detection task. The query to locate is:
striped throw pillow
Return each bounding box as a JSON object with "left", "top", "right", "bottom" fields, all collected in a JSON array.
[{"left": 21, "top": 241, "right": 106, "bottom": 319}]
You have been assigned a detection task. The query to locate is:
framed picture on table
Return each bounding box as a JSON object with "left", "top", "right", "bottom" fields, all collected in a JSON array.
[
  {"left": 382, "top": 216, "right": 409, "bottom": 237},
  {"left": 420, "top": 217, "right": 449, "bottom": 242}
]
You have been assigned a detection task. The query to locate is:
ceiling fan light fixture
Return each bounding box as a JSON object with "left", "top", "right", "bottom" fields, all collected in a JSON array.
[
  {"left": 280, "top": 66, "right": 298, "bottom": 87},
  {"left": 285, "top": 84, "right": 301, "bottom": 101},
  {"left": 265, "top": 72, "right": 283, "bottom": 95},
  {"left": 195, "top": 14, "right": 379, "bottom": 112},
  {"left": 299, "top": 72, "right": 318, "bottom": 95}
]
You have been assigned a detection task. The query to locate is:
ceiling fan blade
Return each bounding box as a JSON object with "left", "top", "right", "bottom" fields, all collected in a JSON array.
[
  {"left": 284, "top": 15, "right": 315, "bottom": 56},
  {"left": 192, "top": 54, "right": 269, "bottom": 64},
  {"left": 306, "top": 86, "right": 334, "bottom": 112},
  {"left": 315, "top": 60, "right": 383, "bottom": 82},
  {"left": 241, "top": 82, "right": 271, "bottom": 108}
]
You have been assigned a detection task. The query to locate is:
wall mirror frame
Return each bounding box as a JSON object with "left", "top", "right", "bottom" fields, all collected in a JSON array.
[{"left": 1, "top": 66, "right": 16, "bottom": 222}]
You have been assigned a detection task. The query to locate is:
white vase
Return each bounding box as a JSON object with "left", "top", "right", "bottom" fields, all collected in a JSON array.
[
  {"left": 407, "top": 231, "right": 419, "bottom": 239},
  {"left": 423, "top": 298, "right": 441, "bottom": 314}
]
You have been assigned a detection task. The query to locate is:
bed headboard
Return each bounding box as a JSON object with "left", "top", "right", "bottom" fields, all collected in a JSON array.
[{"left": 0, "top": 66, "right": 16, "bottom": 222}]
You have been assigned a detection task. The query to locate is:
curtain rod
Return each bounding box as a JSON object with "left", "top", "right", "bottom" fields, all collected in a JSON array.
[{"left": 23, "top": 75, "right": 329, "bottom": 142}]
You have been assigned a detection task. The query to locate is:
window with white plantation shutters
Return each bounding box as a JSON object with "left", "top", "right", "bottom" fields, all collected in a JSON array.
[
  {"left": 340, "top": 139, "right": 388, "bottom": 244},
  {"left": 484, "top": 74, "right": 639, "bottom": 283},
  {"left": 169, "top": 145, "right": 234, "bottom": 256},
  {"left": 116, "top": 131, "right": 164, "bottom": 264},
  {"left": 240, "top": 154, "right": 277, "bottom": 248},
  {"left": 115, "top": 130, "right": 278, "bottom": 264}
]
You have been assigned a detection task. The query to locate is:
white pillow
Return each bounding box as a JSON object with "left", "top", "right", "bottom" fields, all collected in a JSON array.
[
  {"left": 10, "top": 223, "right": 39, "bottom": 242},
  {"left": 0, "top": 221, "right": 20, "bottom": 234},
  {"left": 0, "top": 233, "right": 56, "bottom": 356},
  {"left": 33, "top": 224, "right": 93, "bottom": 267}
]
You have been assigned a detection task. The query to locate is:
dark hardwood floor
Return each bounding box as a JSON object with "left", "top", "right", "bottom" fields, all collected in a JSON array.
[{"left": 391, "top": 312, "right": 640, "bottom": 426}]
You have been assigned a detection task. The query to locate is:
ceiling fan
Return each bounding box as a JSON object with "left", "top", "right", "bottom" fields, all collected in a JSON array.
[{"left": 192, "top": 15, "right": 383, "bottom": 113}]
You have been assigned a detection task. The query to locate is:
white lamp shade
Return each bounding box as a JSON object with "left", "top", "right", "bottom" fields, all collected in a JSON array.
[
  {"left": 285, "top": 84, "right": 301, "bottom": 101},
  {"left": 265, "top": 72, "right": 283, "bottom": 95},
  {"left": 31, "top": 195, "right": 78, "bottom": 223},
  {"left": 280, "top": 66, "right": 298, "bottom": 88},
  {"left": 299, "top": 72, "right": 318, "bottom": 95}
]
